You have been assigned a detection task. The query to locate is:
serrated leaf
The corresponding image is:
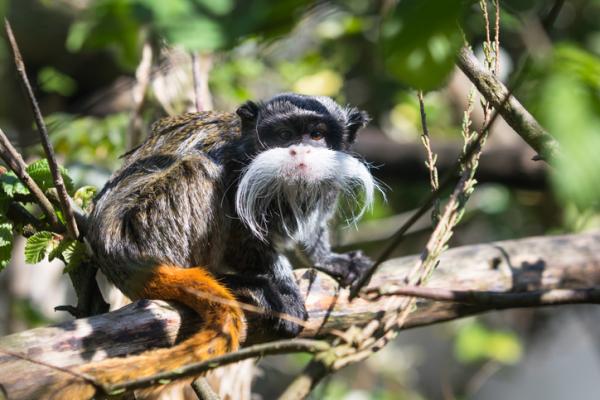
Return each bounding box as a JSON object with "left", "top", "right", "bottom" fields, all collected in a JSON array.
[
  {"left": 0, "top": 222, "right": 13, "bottom": 247},
  {"left": 0, "top": 244, "right": 12, "bottom": 271},
  {"left": 0, "top": 222, "right": 13, "bottom": 271},
  {"left": 26, "top": 159, "right": 74, "bottom": 195},
  {"left": 1, "top": 172, "right": 29, "bottom": 197},
  {"left": 48, "top": 238, "right": 75, "bottom": 262},
  {"left": 63, "top": 241, "right": 89, "bottom": 273},
  {"left": 73, "top": 185, "right": 97, "bottom": 211},
  {"left": 24, "top": 231, "right": 58, "bottom": 264}
]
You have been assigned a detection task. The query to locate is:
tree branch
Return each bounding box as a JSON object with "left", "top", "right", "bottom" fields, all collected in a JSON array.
[
  {"left": 456, "top": 46, "right": 561, "bottom": 162},
  {"left": 0, "top": 128, "right": 62, "bottom": 231},
  {"left": 1, "top": 232, "right": 599, "bottom": 398},
  {"left": 366, "top": 286, "right": 600, "bottom": 307},
  {"left": 4, "top": 19, "right": 79, "bottom": 239}
]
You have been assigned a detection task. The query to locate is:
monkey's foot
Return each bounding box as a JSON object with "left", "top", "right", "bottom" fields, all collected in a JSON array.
[{"left": 314, "top": 250, "right": 373, "bottom": 289}]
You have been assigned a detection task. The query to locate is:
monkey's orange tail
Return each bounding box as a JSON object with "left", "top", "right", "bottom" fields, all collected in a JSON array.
[{"left": 45, "top": 265, "right": 246, "bottom": 400}]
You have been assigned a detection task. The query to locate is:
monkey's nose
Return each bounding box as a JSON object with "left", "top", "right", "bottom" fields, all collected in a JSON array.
[{"left": 289, "top": 146, "right": 311, "bottom": 156}]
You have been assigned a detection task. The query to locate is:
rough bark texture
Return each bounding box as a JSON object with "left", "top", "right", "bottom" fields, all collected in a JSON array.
[
  {"left": 1, "top": 232, "right": 599, "bottom": 399},
  {"left": 457, "top": 47, "right": 561, "bottom": 161}
]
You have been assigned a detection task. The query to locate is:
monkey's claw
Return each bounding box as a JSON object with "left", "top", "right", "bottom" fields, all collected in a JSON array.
[{"left": 315, "top": 250, "right": 373, "bottom": 288}]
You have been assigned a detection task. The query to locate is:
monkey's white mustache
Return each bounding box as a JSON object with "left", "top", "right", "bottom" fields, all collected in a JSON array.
[{"left": 235, "top": 146, "right": 376, "bottom": 241}]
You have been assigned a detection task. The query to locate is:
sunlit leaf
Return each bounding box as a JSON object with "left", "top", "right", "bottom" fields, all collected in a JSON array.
[
  {"left": 63, "top": 240, "right": 89, "bottom": 273},
  {"left": 0, "top": 222, "right": 12, "bottom": 271},
  {"left": 24, "top": 231, "right": 58, "bottom": 265},
  {"left": 1, "top": 172, "right": 29, "bottom": 197},
  {"left": 26, "top": 159, "right": 74, "bottom": 195}
]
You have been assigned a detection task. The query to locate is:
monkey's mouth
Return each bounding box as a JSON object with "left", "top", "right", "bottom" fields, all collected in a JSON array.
[{"left": 235, "top": 146, "right": 377, "bottom": 241}]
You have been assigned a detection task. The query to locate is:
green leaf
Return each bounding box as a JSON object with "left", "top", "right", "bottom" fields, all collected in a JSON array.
[
  {"left": 381, "top": 0, "right": 467, "bottom": 91},
  {"left": 0, "top": 222, "right": 13, "bottom": 271},
  {"left": 24, "top": 231, "right": 58, "bottom": 265},
  {"left": 1, "top": 172, "right": 29, "bottom": 197},
  {"left": 63, "top": 241, "right": 89, "bottom": 273},
  {"left": 26, "top": 159, "right": 74, "bottom": 195},
  {"left": 48, "top": 238, "right": 74, "bottom": 262}
]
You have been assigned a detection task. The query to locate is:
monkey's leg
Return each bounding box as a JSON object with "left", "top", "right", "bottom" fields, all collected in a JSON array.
[
  {"left": 222, "top": 255, "right": 307, "bottom": 343},
  {"left": 302, "top": 225, "right": 372, "bottom": 288}
]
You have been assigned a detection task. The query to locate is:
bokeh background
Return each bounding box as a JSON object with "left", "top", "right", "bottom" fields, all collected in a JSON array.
[{"left": 1, "top": 0, "right": 600, "bottom": 399}]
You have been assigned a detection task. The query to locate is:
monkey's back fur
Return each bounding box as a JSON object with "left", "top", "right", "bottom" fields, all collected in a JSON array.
[{"left": 88, "top": 111, "right": 242, "bottom": 297}]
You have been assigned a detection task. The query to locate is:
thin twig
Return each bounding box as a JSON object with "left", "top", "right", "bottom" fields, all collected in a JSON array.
[
  {"left": 350, "top": 92, "right": 506, "bottom": 299},
  {"left": 366, "top": 285, "right": 600, "bottom": 307},
  {"left": 0, "top": 128, "right": 63, "bottom": 231},
  {"left": 494, "top": 0, "right": 500, "bottom": 75},
  {"left": 4, "top": 19, "right": 79, "bottom": 239},
  {"left": 186, "top": 287, "right": 309, "bottom": 329},
  {"left": 456, "top": 47, "right": 560, "bottom": 162},
  {"left": 417, "top": 90, "right": 440, "bottom": 223},
  {"left": 103, "top": 339, "right": 330, "bottom": 394},
  {"left": 191, "top": 377, "right": 221, "bottom": 400},
  {"left": 0, "top": 348, "right": 97, "bottom": 387}
]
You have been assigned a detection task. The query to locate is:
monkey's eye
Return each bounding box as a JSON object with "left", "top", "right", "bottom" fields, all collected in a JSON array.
[
  {"left": 310, "top": 131, "right": 324, "bottom": 141},
  {"left": 278, "top": 130, "right": 293, "bottom": 140}
]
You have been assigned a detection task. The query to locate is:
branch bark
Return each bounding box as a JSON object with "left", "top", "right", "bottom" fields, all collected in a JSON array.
[
  {"left": 457, "top": 47, "right": 561, "bottom": 162},
  {"left": 1, "top": 232, "right": 599, "bottom": 399}
]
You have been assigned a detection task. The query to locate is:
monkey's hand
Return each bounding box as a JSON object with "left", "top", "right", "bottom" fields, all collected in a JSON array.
[
  {"left": 221, "top": 274, "right": 307, "bottom": 342},
  {"left": 313, "top": 250, "right": 373, "bottom": 289}
]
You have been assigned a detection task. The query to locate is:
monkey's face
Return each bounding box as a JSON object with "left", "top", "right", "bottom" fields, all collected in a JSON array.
[{"left": 235, "top": 94, "right": 377, "bottom": 241}]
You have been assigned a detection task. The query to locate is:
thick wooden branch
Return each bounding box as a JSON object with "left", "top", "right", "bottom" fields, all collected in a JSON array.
[{"left": 1, "top": 232, "right": 600, "bottom": 398}]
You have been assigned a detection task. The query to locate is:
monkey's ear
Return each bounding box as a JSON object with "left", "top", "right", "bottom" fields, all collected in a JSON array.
[
  {"left": 236, "top": 101, "right": 261, "bottom": 134},
  {"left": 236, "top": 101, "right": 260, "bottom": 121},
  {"left": 346, "top": 108, "right": 370, "bottom": 143}
]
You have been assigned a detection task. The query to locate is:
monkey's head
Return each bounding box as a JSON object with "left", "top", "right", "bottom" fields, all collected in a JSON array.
[{"left": 234, "top": 93, "right": 378, "bottom": 241}]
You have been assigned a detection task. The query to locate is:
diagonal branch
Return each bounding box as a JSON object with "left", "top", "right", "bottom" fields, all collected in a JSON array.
[
  {"left": 0, "top": 128, "right": 62, "bottom": 231},
  {"left": 457, "top": 46, "right": 561, "bottom": 162},
  {"left": 4, "top": 19, "right": 79, "bottom": 239},
  {"left": 367, "top": 286, "right": 600, "bottom": 307}
]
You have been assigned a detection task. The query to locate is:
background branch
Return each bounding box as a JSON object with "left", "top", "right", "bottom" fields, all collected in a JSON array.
[
  {"left": 457, "top": 46, "right": 561, "bottom": 162},
  {"left": 1, "top": 232, "right": 599, "bottom": 399}
]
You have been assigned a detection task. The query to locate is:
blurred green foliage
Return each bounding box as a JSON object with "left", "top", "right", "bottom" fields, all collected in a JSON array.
[
  {"left": 45, "top": 113, "right": 128, "bottom": 166},
  {"left": 382, "top": 0, "right": 467, "bottom": 91},
  {"left": 533, "top": 45, "right": 600, "bottom": 214},
  {"left": 66, "top": 0, "right": 308, "bottom": 69},
  {"left": 454, "top": 320, "right": 522, "bottom": 365}
]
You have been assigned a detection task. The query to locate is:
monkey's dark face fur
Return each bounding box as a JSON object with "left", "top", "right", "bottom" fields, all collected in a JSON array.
[{"left": 235, "top": 94, "right": 375, "bottom": 241}]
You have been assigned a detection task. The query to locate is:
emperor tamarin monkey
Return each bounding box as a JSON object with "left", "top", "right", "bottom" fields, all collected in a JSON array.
[{"left": 48, "top": 93, "right": 376, "bottom": 399}]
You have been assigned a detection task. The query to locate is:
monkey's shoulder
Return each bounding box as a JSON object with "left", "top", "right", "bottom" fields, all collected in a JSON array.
[
  {"left": 125, "top": 111, "right": 242, "bottom": 159},
  {"left": 151, "top": 111, "right": 237, "bottom": 135}
]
